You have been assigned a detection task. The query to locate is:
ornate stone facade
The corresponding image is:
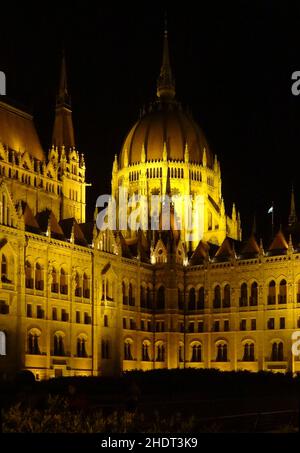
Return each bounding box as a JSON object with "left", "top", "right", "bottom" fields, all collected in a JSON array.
[{"left": 0, "top": 35, "right": 299, "bottom": 380}]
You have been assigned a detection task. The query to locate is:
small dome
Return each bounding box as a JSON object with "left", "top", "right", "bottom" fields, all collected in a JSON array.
[{"left": 119, "top": 102, "right": 213, "bottom": 168}]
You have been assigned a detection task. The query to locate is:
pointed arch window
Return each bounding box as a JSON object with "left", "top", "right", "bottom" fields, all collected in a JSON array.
[
  {"left": 240, "top": 283, "right": 248, "bottom": 307},
  {"left": 223, "top": 284, "right": 231, "bottom": 308},
  {"left": 54, "top": 334, "right": 65, "bottom": 356},
  {"left": 278, "top": 279, "right": 287, "bottom": 304},
  {"left": 268, "top": 280, "right": 276, "bottom": 305},
  {"left": 213, "top": 285, "right": 221, "bottom": 309},
  {"left": 25, "top": 261, "right": 33, "bottom": 289},
  {"left": 60, "top": 268, "right": 68, "bottom": 295},
  {"left": 35, "top": 263, "right": 44, "bottom": 290},
  {"left": 75, "top": 272, "right": 82, "bottom": 297},
  {"left": 188, "top": 288, "right": 196, "bottom": 310},
  {"left": 197, "top": 287, "right": 205, "bottom": 309},
  {"left": 83, "top": 273, "right": 90, "bottom": 298},
  {"left": 250, "top": 281, "right": 258, "bottom": 306}
]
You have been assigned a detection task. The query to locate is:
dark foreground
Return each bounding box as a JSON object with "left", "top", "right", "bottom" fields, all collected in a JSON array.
[{"left": 0, "top": 369, "right": 299, "bottom": 432}]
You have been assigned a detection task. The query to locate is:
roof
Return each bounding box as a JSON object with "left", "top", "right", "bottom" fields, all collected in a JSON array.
[
  {"left": 119, "top": 102, "right": 213, "bottom": 168},
  {"left": 268, "top": 230, "right": 288, "bottom": 252},
  {"left": 0, "top": 101, "right": 45, "bottom": 161}
]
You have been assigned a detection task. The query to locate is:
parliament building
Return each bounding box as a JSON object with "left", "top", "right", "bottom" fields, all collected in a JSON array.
[{"left": 0, "top": 32, "right": 300, "bottom": 380}]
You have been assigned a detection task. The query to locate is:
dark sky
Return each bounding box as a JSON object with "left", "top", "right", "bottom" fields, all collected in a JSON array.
[{"left": 1, "top": 1, "right": 300, "bottom": 242}]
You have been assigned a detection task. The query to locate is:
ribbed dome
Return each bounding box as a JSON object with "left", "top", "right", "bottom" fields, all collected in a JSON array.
[{"left": 119, "top": 102, "right": 213, "bottom": 168}]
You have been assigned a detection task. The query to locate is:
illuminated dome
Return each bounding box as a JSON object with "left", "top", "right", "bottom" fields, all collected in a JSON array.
[{"left": 119, "top": 102, "right": 213, "bottom": 168}]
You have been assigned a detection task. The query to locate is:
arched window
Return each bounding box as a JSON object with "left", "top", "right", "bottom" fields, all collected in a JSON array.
[
  {"left": 271, "top": 341, "right": 284, "bottom": 361},
  {"left": 178, "top": 344, "right": 184, "bottom": 362},
  {"left": 35, "top": 263, "right": 43, "bottom": 290},
  {"left": 75, "top": 272, "right": 82, "bottom": 297},
  {"left": 157, "top": 286, "right": 165, "bottom": 309},
  {"left": 156, "top": 344, "right": 165, "bottom": 361},
  {"left": 198, "top": 287, "right": 205, "bottom": 309},
  {"left": 188, "top": 288, "right": 196, "bottom": 310},
  {"left": 213, "top": 285, "right": 221, "bottom": 308},
  {"left": 124, "top": 340, "right": 133, "bottom": 360},
  {"left": 240, "top": 283, "right": 248, "bottom": 307},
  {"left": 77, "top": 338, "right": 87, "bottom": 357},
  {"left": 243, "top": 342, "right": 254, "bottom": 361},
  {"left": 223, "top": 284, "right": 231, "bottom": 308},
  {"left": 250, "top": 281, "right": 258, "bottom": 306},
  {"left": 0, "top": 331, "right": 6, "bottom": 355},
  {"left": 25, "top": 261, "right": 33, "bottom": 289},
  {"left": 122, "top": 281, "right": 128, "bottom": 305},
  {"left": 83, "top": 273, "right": 90, "bottom": 298},
  {"left": 128, "top": 283, "right": 135, "bottom": 306},
  {"left": 142, "top": 342, "right": 150, "bottom": 361},
  {"left": 28, "top": 332, "right": 40, "bottom": 355},
  {"left": 140, "top": 286, "right": 146, "bottom": 308},
  {"left": 278, "top": 279, "right": 287, "bottom": 304},
  {"left": 54, "top": 334, "right": 64, "bottom": 356},
  {"left": 51, "top": 267, "right": 58, "bottom": 293},
  {"left": 216, "top": 343, "right": 228, "bottom": 361},
  {"left": 101, "top": 339, "right": 110, "bottom": 359},
  {"left": 268, "top": 280, "right": 276, "bottom": 305},
  {"left": 146, "top": 287, "right": 152, "bottom": 309},
  {"left": 1, "top": 254, "right": 8, "bottom": 282},
  {"left": 191, "top": 344, "right": 202, "bottom": 362},
  {"left": 60, "top": 268, "right": 68, "bottom": 295},
  {"left": 178, "top": 288, "right": 184, "bottom": 310}
]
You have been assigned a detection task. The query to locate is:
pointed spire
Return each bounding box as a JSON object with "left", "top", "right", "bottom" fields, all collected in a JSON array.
[
  {"left": 221, "top": 197, "right": 225, "bottom": 215},
  {"left": 52, "top": 51, "right": 75, "bottom": 150},
  {"left": 184, "top": 142, "right": 189, "bottom": 163},
  {"left": 156, "top": 17, "right": 175, "bottom": 100},
  {"left": 288, "top": 184, "right": 297, "bottom": 226},
  {"left": 232, "top": 203, "right": 237, "bottom": 221},
  {"left": 57, "top": 50, "right": 70, "bottom": 107},
  {"left": 214, "top": 154, "right": 218, "bottom": 172},
  {"left": 163, "top": 141, "right": 167, "bottom": 161},
  {"left": 202, "top": 147, "right": 207, "bottom": 167},
  {"left": 124, "top": 147, "right": 128, "bottom": 167},
  {"left": 141, "top": 144, "right": 146, "bottom": 163},
  {"left": 113, "top": 154, "right": 118, "bottom": 172}
]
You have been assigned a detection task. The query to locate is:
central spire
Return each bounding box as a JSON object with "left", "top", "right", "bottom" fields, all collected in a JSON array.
[{"left": 156, "top": 19, "right": 175, "bottom": 100}]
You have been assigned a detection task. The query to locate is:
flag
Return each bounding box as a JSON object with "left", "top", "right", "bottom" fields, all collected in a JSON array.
[{"left": 268, "top": 206, "right": 273, "bottom": 214}]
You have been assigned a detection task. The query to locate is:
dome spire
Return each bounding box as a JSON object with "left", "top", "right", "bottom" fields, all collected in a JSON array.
[{"left": 156, "top": 16, "right": 175, "bottom": 100}]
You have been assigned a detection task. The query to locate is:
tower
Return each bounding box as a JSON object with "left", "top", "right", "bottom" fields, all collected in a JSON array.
[{"left": 51, "top": 53, "right": 86, "bottom": 223}]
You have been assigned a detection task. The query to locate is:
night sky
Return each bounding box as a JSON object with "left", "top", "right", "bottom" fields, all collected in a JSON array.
[{"left": 1, "top": 1, "right": 300, "bottom": 243}]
